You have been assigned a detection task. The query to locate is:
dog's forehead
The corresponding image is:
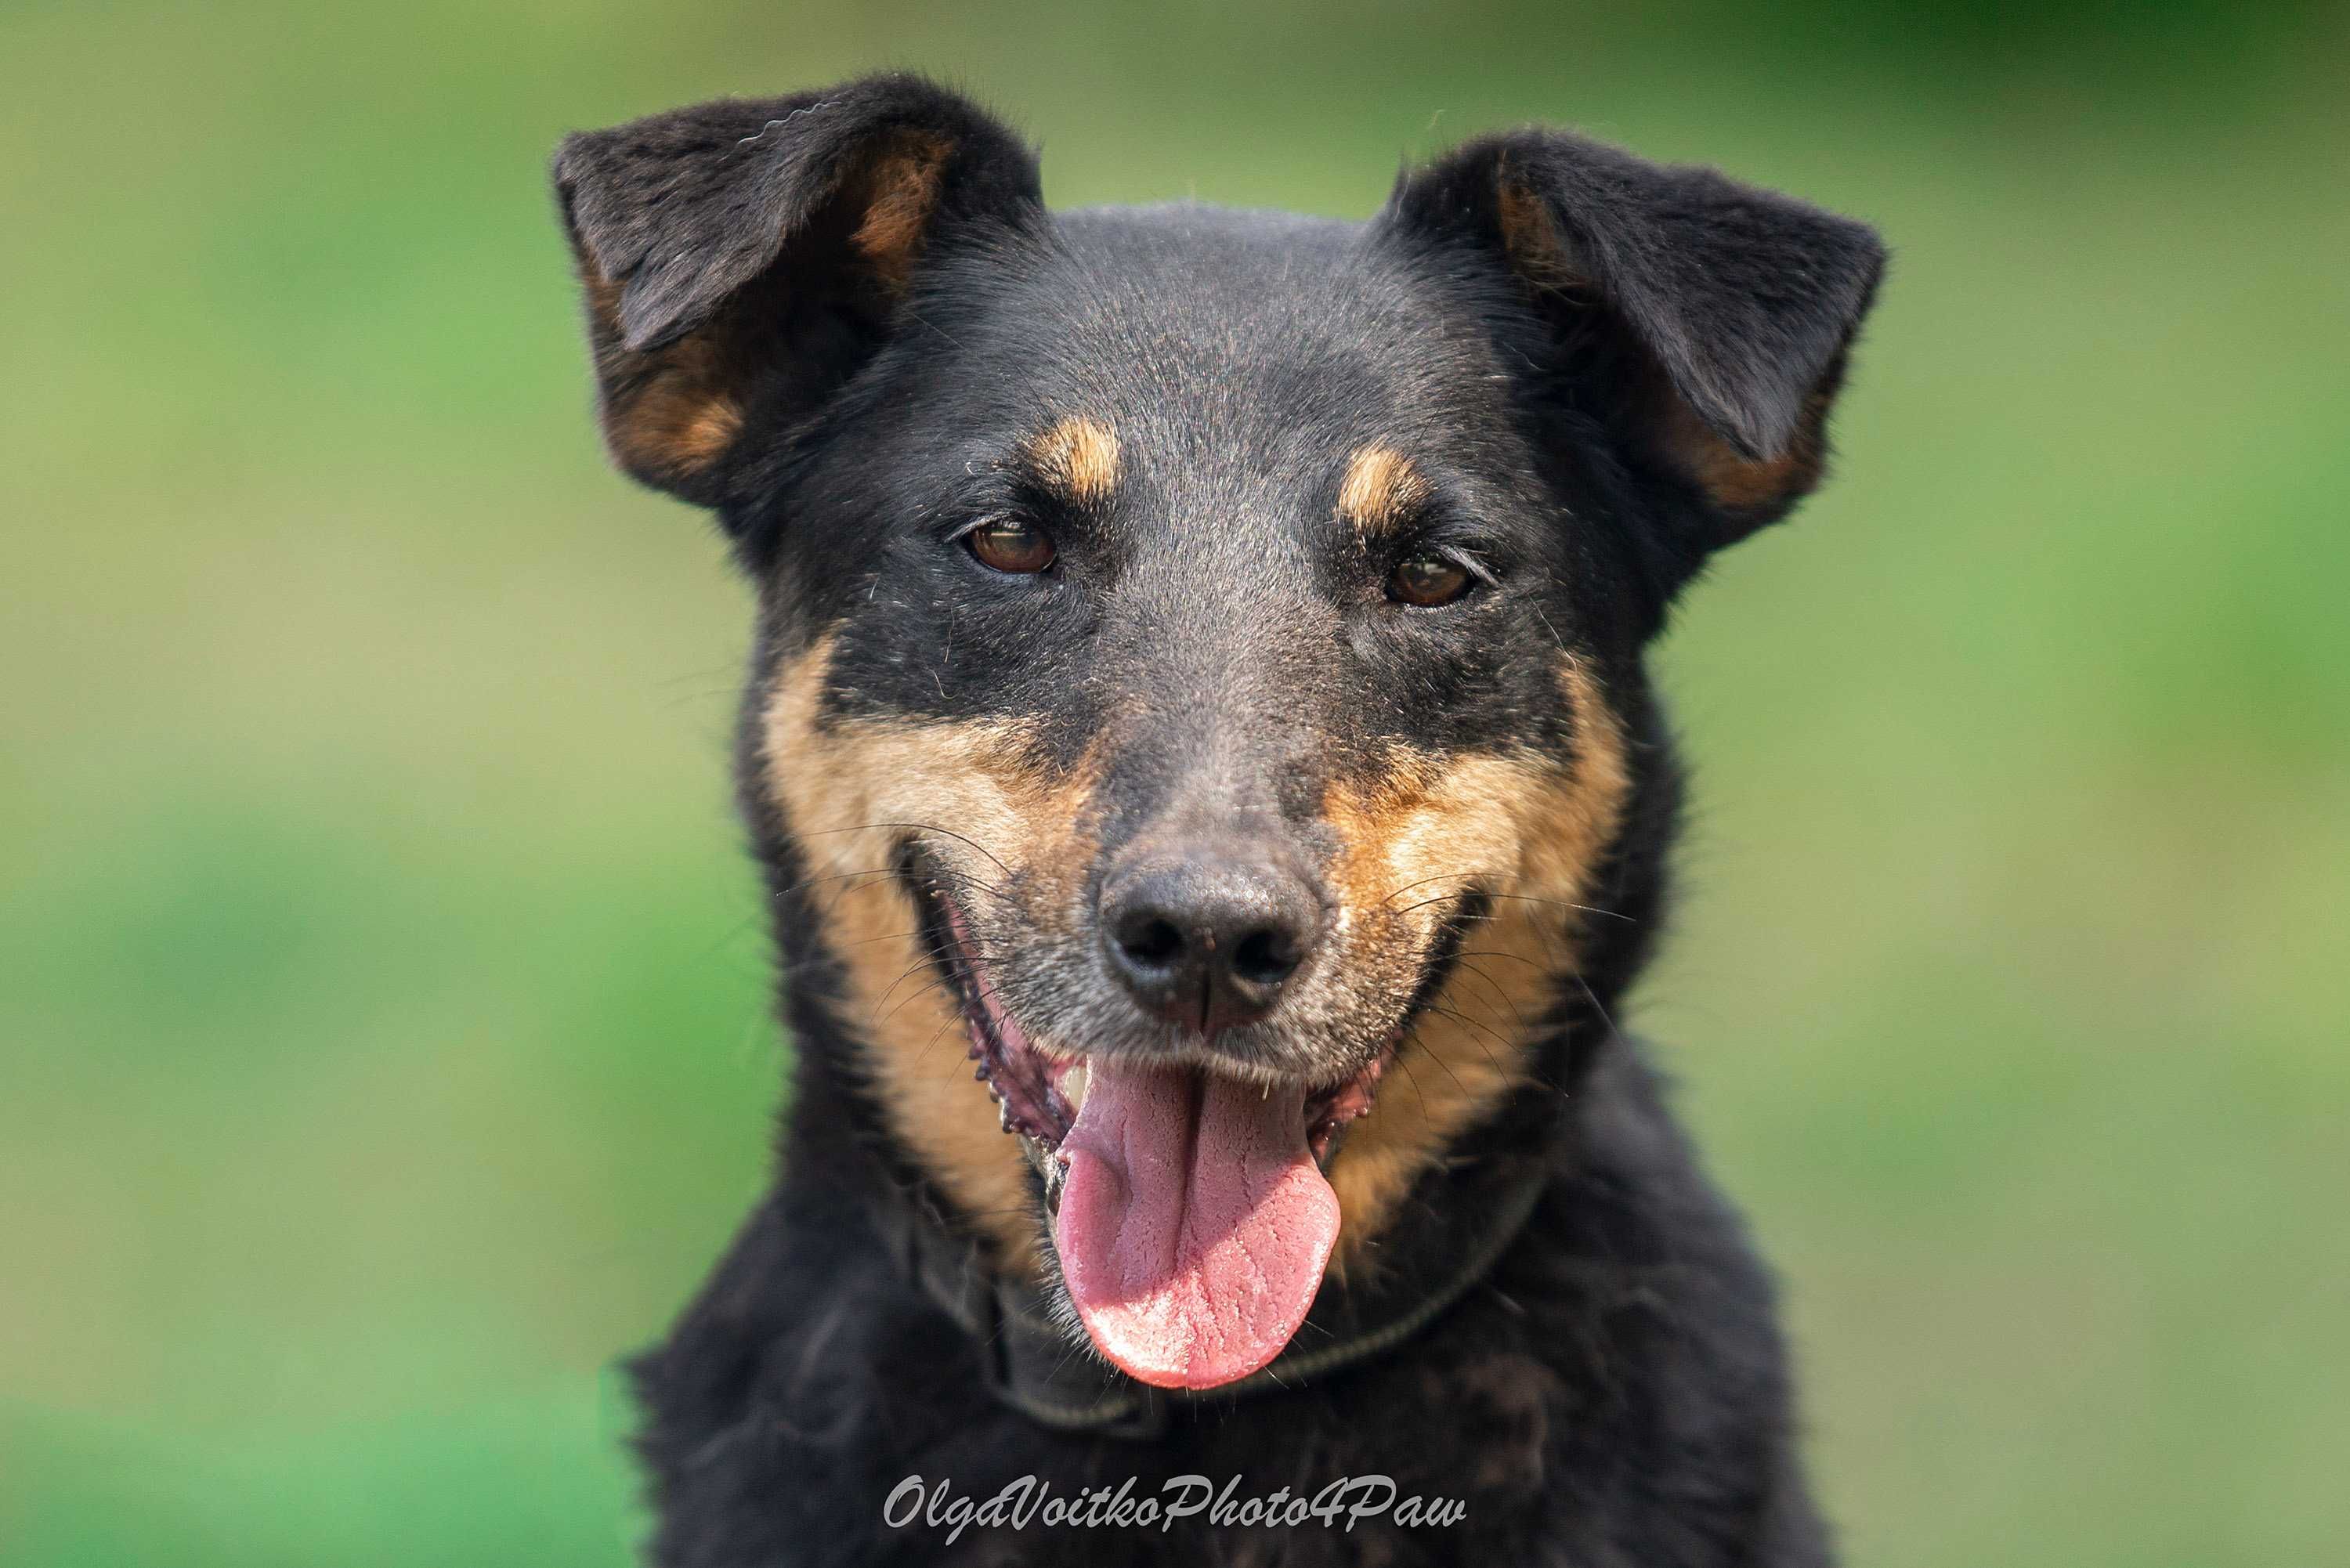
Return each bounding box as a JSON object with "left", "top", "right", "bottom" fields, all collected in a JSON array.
[{"left": 941, "top": 206, "right": 1507, "bottom": 482}]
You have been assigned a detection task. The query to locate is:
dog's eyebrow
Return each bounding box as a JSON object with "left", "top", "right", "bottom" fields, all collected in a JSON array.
[
  {"left": 1336, "top": 445, "right": 1432, "bottom": 538},
  {"left": 1020, "top": 416, "right": 1122, "bottom": 506}
]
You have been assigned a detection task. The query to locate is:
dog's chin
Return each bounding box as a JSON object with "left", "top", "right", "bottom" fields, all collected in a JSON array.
[{"left": 900, "top": 861, "right": 1467, "bottom": 1393}]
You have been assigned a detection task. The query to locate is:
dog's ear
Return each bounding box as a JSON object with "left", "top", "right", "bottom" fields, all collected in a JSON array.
[
  {"left": 1382, "top": 130, "right": 1884, "bottom": 564},
  {"left": 552, "top": 75, "right": 1043, "bottom": 509}
]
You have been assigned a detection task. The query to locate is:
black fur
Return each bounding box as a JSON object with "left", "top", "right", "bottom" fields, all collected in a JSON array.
[{"left": 552, "top": 73, "right": 1885, "bottom": 1566}]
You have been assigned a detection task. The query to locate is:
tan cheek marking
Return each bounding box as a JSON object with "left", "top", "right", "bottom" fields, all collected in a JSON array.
[
  {"left": 762, "top": 634, "right": 1092, "bottom": 1276},
  {"left": 1319, "top": 661, "right": 1631, "bottom": 1275},
  {"left": 1527, "top": 653, "right": 1633, "bottom": 898},
  {"left": 1335, "top": 445, "right": 1431, "bottom": 539},
  {"left": 1024, "top": 416, "right": 1122, "bottom": 507},
  {"left": 761, "top": 641, "right": 1631, "bottom": 1286}
]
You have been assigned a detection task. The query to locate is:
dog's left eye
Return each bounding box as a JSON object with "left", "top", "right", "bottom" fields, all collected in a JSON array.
[
  {"left": 967, "top": 518, "right": 1057, "bottom": 576},
  {"left": 1387, "top": 551, "right": 1474, "bottom": 607}
]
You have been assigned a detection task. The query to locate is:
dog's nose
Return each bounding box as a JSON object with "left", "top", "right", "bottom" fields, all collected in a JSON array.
[{"left": 1100, "top": 851, "right": 1322, "bottom": 1031}]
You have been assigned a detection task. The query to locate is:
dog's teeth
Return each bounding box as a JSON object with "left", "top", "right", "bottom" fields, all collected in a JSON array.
[
  {"left": 1062, "top": 1062, "right": 1089, "bottom": 1113},
  {"left": 997, "top": 1100, "right": 1014, "bottom": 1133}
]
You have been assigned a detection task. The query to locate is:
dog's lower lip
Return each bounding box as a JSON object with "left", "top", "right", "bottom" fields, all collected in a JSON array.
[{"left": 906, "top": 870, "right": 1399, "bottom": 1176}]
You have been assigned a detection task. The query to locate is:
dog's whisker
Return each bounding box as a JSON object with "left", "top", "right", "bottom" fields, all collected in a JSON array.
[
  {"left": 1388, "top": 1039, "right": 1435, "bottom": 1118},
  {"left": 801, "top": 821, "right": 1015, "bottom": 882},
  {"left": 1407, "top": 1010, "right": 1492, "bottom": 1099},
  {"left": 1572, "top": 971, "right": 1629, "bottom": 1054},
  {"left": 907, "top": 1008, "right": 966, "bottom": 1072},
  {"left": 770, "top": 865, "right": 899, "bottom": 901},
  {"left": 1452, "top": 947, "right": 1553, "bottom": 970},
  {"left": 1482, "top": 891, "right": 1637, "bottom": 924},
  {"left": 1377, "top": 870, "right": 1477, "bottom": 909},
  {"left": 1430, "top": 1012, "right": 1517, "bottom": 1090},
  {"left": 1422, "top": 990, "right": 1525, "bottom": 1063},
  {"left": 869, "top": 963, "right": 952, "bottom": 1026},
  {"left": 1450, "top": 957, "right": 1536, "bottom": 1039}
]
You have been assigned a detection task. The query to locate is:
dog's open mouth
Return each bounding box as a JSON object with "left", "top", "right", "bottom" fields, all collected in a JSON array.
[{"left": 906, "top": 868, "right": 1427, "bottom": 1393}]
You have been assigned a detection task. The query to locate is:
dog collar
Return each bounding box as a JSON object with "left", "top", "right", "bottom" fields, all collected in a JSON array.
[{"left": 873, "top": 1152, "right": 1553, "bottom": 1441}]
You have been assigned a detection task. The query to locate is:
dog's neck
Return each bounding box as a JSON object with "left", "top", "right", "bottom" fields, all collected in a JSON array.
[
  {"left": 835, "top": 1030, "right": 1578, "bottom": 1436},
  {"left": 867, "top": 1097, "right": 1564, "bottom": 1436}
]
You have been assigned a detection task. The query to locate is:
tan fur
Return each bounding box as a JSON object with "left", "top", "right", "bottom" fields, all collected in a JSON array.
[
  {"left": 1494, "top": 168, "right": 1590, "bottom": 291},
  {"left": 1491, "top": 164, "right": 1827, "bottom": 516},
  {"left": 1335, "top": 445, "right": 1431, "bottom": 537},
  {"left": 846, "top": 130, "right": 949, "bottom": 292},
  {"left": 765, "top": 634, "right": 1629, "bottom": 1284},
  {"left": 1658, "top": 388, "right": 1826, "bottom": 515},
  {"left": 1319, "top": 654, "right": 1630, "bottom": 1274},
  {"left": 581, "top": 269, "right": 745, "bottom": 487},
  {"left": 761, "top": 635, "right": 1090, "bottom": 1273},
  {"left": 578, "top": 132, "right": 949, "bottom": 490},
  {"left": 1024, "top": 416, "right": 1123, "bottom": 505}
]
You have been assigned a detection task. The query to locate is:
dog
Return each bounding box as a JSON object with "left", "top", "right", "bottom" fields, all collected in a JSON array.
[{"left": 553, "top": 72, "right": 1883, "bottom": 1566}]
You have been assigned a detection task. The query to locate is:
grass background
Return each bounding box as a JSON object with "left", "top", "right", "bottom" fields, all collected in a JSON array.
[{"left": 3, "top": 2, "right": 2345, "bottom": 1562}]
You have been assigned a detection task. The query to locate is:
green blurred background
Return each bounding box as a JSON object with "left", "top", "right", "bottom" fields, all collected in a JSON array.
[{"left": 4, "top": 1, "right": 2345, "bottom": 1563}]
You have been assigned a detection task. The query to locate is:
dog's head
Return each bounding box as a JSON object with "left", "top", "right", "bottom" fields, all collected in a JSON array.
[{"left": 555, "top": 75, "right": 1882, "bottom": 1392}]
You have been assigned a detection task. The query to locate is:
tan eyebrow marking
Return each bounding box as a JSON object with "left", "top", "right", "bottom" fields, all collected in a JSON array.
[
  {"left": 1023, "top": 416, "right": 1123, "bottom": 505},
  {"left": 1335, "top": 444, "right": 1433, "bottom": 537}
]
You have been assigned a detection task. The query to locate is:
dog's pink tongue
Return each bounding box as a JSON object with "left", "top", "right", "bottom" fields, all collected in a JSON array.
[{"left": 1053, "top": 1061, "right": 1338, "bottom": 1390}]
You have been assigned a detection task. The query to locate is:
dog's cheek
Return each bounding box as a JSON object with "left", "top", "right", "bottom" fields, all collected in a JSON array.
[
  {"left": 1318, "top": 749, "right": 1536, "bottom": 1274},
  {"left": 760, "top": 632, "right": 1094, "bottom": 1274},
  {"left": 1524, "top": 653, "right": 1633, "bottom": 901},
  {"left": 1319, "top": 659, "right": 1631, "bottom": 1273}
]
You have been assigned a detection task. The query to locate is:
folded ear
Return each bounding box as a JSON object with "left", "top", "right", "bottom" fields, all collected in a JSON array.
[
  {"left": 552, "top": 74, "right": 1043, "bottom": 508},
  {"left": 1380, "top": 129, "right": 1885, "bottom": 552}
]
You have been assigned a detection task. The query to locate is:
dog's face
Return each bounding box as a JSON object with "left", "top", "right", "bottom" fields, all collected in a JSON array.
[{"left": 556, "top": 77, "right": 1881, "bottom": 1391}]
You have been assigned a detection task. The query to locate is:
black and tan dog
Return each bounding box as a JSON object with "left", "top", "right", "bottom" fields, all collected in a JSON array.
[{"left": 554, "top": 73, "right": 1883, "bottom": 1566}]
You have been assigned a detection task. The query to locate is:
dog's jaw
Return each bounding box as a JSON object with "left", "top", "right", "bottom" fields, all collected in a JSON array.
[{"left": 911, "top": 870, "right": 1430, "bottom": 1388}]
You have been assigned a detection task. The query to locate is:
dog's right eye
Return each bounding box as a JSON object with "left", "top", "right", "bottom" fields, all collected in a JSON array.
[
  {"left": 1387, "top": 551, "right": 1475, "bottom": 607},
  {"left": 966, "top": 518, "right": 1057, "bottom": 576}
]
